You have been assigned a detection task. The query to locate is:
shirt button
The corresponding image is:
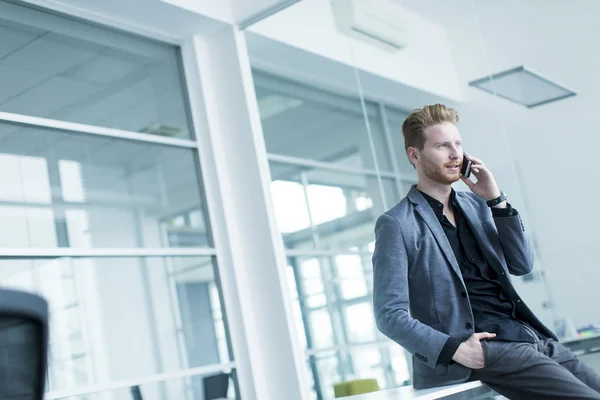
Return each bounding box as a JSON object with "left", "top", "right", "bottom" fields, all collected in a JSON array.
[
  {"left": 466, "top": 322, "right": 472, "bottom": 329},
  {"left": 517, "top": 299, "right": 521, "bottom": 303},
  {"left": 461, "top": 291, "right": 467, "bottom": 298}
]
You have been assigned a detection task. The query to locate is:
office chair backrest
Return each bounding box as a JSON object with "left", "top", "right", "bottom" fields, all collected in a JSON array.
[
  {"left": 203, "top": 373, "right": 229, "bottom": 400},
  {"left": 0, "top": 288, "right": 48, "bottom": 400}
]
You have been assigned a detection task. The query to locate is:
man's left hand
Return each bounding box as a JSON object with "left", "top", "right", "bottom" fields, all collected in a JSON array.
[{"left": 459, "top": 154, "right": 501, "bottom": 201}]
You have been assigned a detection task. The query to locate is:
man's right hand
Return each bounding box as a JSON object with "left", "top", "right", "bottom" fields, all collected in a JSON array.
[{"left": 451, "top": 332, "right": 496, "bottom": 369}]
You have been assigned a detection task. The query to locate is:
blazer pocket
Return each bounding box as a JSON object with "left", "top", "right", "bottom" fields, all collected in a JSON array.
[{"left": 481, "top": 339, "right": 489, "bottom": 368}]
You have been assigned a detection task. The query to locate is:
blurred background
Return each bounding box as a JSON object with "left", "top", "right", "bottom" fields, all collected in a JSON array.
[{"left": 0, "top": 0, "right": 597, "bottom": 399}]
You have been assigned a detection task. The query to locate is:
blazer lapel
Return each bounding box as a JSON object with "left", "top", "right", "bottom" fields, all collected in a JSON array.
[
  {"left": 408, "top": 186, "right": 464, "bottom": 285},
  {"left": 455, "top": 193, "right": 505, "bottom": 273}
]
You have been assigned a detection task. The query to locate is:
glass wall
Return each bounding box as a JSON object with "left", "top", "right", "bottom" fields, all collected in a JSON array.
[
  {"left": 0, "top": 122, "right": 208, "bottom": 248},
  {"left": 0, "top": 2, "right": 234, "bottom": 399},
  {"left": 254, "top": 71, "right": 415, "bottom": 399},
  {"left": 0, "top": 1, "right": 192, "bottom": 138},
  {"left": 0, "top": 257, "right": 231, "bottom": 395}
]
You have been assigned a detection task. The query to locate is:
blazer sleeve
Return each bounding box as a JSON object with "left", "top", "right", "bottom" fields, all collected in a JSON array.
[
  {"left": 491, "top": 205, "right": 535, "bottom": 276},
  {"left": 372, "top": 213, "right": 450, "bottom": 369}
]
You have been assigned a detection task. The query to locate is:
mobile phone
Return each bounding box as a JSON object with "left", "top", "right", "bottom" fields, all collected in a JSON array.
[{"left": 460, "top": 154, "right": 472, "bottom": 178}]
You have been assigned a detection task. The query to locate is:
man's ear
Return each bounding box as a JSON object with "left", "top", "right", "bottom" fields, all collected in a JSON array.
[{"left": 407, "top": 147, "right": 419, "bottom": 167}]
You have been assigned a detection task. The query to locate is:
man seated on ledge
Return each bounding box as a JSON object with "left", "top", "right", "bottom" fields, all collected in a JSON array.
[{"left": 372, "top": 104, "right": 600, "bottom": 399}]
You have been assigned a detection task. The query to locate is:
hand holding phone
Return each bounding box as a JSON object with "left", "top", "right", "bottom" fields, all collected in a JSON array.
[{"left": 460, "top": 154, "right": 472, "bottom": 178}]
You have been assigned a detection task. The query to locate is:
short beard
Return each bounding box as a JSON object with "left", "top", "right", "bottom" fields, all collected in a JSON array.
[{"left": 421, "top": 155, "right": 460, "bottom": 185}]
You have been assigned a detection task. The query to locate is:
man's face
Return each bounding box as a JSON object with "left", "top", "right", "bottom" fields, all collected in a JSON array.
[{"left": 414, "top": 122, "right": 463, "bottom": 185}]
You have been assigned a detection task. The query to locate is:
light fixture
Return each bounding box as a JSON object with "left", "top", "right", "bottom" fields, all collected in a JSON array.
[
  {"left": 257, "top": 94, "right": 304, "bottom": 120},
  {"left": 468, "top": 66, "right": 576, "bottom": 108}
]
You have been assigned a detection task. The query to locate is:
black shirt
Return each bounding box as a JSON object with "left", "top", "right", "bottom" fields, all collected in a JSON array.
[{"left": 418, "top": 189, "right": 539, "bottom": 366}]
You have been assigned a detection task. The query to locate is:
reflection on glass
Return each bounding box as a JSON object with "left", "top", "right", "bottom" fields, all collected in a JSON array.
[
  {"left": 270, "top": 163, "right": 398, "bottom": 250},
  {"left": 254, "top": 71, "right": 392, "bottom": 171},
  {"left": 335, "top": 254, "right": 368, "bottom": 300},
  {"left": 386, "top": 107, "right": 418, "bottom": 180},
  {"left": 344, "top": 302, "right": 377, "bottom": 343},
  {"left": 350, "top": 346, "right": 384, "bottom": 384},
  {"left": 0, "top": 1, "right": 192, "bottom": 138},
  {"left": 59, "top": 160, "right": 86, "bottom": 203},
  {"left": 315, "top": 354, "right": 341, "bottom": 400},
  {"left": 310, "top": 346, "right": 410, "bottom": 400},
  {"left": 0, "top": 257, "right": 232, "bottom": 393},
  {"left": 286, "top": 264, "right": 308, "bottom": 349},
  {"left": 0, "top": 122, "right": 209, "bottom": 248},
  {"left": 300, "top": 259, "right": 325, "bottom": 297},
  {"left": 288, "top": 256, "right": 409, "bottom": 399},
  {"left": 309, "top": 309, "right": 335, "bottom": 349},
  {"left": 304, "top": 171, "right": 398, "bottom": 247},
  {"left": 271, "top": 179, "right": 311, "bottom": 233},
  {"left": 389, "top": 344, "right": 410, "bottom": 385},
  {"left": 50, "top": 369, "right": 237, "bottom": 400},
  {"left": 307, "top": 184, "right": 347, "bottom": 225}
]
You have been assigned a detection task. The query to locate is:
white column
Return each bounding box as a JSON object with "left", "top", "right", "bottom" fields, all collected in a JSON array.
[{"left": 181, "top": 29, "right": 310, "bottom": 400}]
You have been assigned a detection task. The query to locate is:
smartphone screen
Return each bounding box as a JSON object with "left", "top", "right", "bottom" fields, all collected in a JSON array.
[{"left": 460, "top": 154, "right": 472, "bottom": 178}]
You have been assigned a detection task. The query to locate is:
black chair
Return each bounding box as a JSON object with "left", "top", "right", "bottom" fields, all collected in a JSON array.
[
  {"left": 0, "top": 288, "right": 48, "bottom": 400},
  {"left": 203, "top": 372, "right": 229, "bottom": 400},
  {"left": 130, "top": 385, "right": 143, "bottom": 400}
]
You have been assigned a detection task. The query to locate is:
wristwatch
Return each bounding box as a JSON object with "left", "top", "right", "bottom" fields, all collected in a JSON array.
[{"left": 486, "top": 191, "right": 507, "bottom": 207}]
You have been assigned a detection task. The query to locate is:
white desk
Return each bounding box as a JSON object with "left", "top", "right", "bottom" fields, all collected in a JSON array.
[
  {"left": 345, "top": 381, "right": 493, "bottom": 400},
  {"left": 562, "top": 334, "right": 600, "bottom": 354}
]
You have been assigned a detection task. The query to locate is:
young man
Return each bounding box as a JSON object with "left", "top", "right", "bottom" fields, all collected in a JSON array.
[{"left": 372, "top": 104, "right": 600, "bottom": 399}]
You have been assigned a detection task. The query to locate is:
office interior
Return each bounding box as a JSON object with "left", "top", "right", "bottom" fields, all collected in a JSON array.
[{"left": 0, "top": 0, "right": 597, "bottom": 399}]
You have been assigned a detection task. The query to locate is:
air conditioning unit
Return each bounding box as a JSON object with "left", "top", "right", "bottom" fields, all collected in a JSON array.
[{"left": 331, "top": 0, "right": 409, "bottom": 52}]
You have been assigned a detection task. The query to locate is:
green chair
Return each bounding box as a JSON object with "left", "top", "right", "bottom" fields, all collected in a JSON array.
[{"left": 334, "top": 378, "right": 380, "bottom": 398}]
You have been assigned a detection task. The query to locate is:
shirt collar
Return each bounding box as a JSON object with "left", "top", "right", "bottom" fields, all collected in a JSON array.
[{"left": 418, "top": 188, "right": 457, "bottom": 216}]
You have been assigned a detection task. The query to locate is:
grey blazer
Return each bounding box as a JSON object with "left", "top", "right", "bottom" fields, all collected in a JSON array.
[{"left": 372, "top": 185, "right": 555, "bottom": 389}]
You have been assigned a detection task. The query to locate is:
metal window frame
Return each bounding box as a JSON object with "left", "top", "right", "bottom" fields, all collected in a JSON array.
[
  {"left": 0, "top": 112, "right": 199, "bottom": 149},
  {"left": 0, "top": 248, "right": 217, "bottom": 259}
]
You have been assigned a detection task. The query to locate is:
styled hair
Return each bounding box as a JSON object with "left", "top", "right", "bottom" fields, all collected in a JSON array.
[{"left": 401, "top": 104, "right": 459, "bottom": 154}]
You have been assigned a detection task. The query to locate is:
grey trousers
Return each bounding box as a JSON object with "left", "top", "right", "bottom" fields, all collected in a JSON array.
[{"left": 470, "top": 337, "right": 600, "bottom": 399}]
